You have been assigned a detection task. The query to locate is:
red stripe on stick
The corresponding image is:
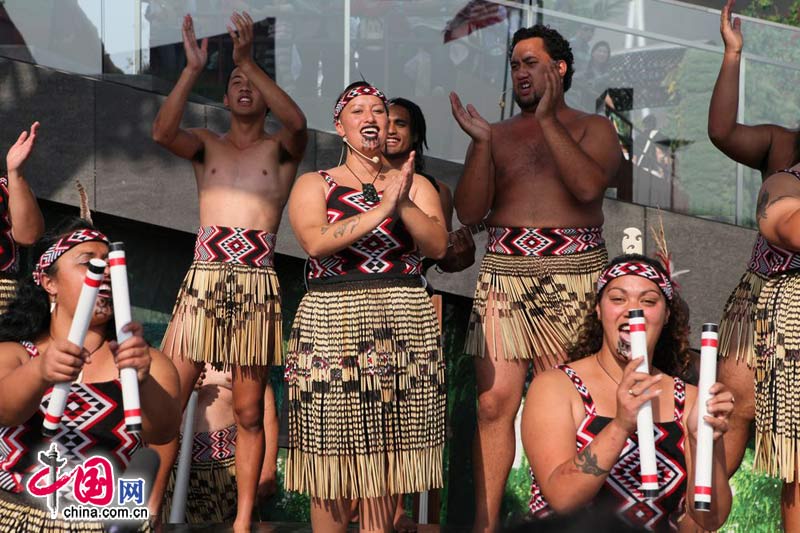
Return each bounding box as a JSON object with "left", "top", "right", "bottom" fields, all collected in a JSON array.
[
  {"left": 701, "top": 338, "right": 718, "bottom": 348},
  {"left": 695, "top": 486, "right": 712, "bottom": 495},
  {"left": 630, "top": 323, "right": 646, "bottom": 332},
  {"left": 124, "top": 409, "right": 142, "bottom": 418},
  {"left": 641, "top": 474, "right": 659, "bottom": 483},
  {"left": 44, "top": 413, "right": 60, "bottom": 424},
  {"left": 108, "top": 257, "right": 126, "bottom": 267},
  {"left": 84, "top": 277, "right": 102, "bottom": 288}
]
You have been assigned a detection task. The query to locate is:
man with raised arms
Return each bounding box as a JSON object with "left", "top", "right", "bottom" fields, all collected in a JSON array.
[
  {"left": 149, "top": 11, "right": 306, "bottom": 530},
  {"left": 450, "top": 25, "right": 620, "bottom": 531}
]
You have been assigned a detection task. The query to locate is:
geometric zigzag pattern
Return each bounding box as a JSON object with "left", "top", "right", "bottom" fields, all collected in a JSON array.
[
  {"left": 748, "top": 234, "right": 800, "bottom": 277},
  {"left": 307, "top": 171, "right": 422, "bottom": 280},
  {"left": 529, "top": 365, "right": 687, "bottom": 531},
  {"left": 597, "top": 261, "right": 674, "bottom": 300},
  {"left": 487, "top": 225, "right": 604, "bottom": 256},
  {"left": 0, "top": 176, "right": 18, "bottom": 273},
  {"left": 190, "top": 425, "right": 237, "bottom": 463},
  {"left": 194, "top": 225, "right": 276, "bottom": 268},
  {"left": 0, "top": 342, "right": 142, "bottom": 496}
]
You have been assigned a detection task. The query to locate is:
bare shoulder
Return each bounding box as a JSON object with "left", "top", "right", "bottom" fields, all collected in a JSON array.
[
  {"left": 147, "top": 347, "right": 178, "bottom": 381},
  {"left": 530, "top": 366, "right": 574, "bottom": 397},
  {"left": 0, "top": 341, "right": 29, "bottom": 365}
]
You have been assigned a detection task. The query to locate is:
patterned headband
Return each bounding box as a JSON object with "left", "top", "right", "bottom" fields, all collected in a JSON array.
[
  {"left": 33, "top": 229, "right": 109, "bottom": 286},
  {"left": 596, "top": 260, "right": 674, "bottom": 301},
  {"left": 333, "top": 85, "right": 388, "bottom": 121}
]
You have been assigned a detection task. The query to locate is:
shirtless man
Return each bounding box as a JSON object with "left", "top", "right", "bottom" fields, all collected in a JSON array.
[
  {"left": 150, "top": 12, "right": 306, "bottom": 529},
  {"left": 450, "top": 25, "right": 620, "bottom": 531},
  {"left": 709, "top": 0, "right": 800, "bottom": 482}
]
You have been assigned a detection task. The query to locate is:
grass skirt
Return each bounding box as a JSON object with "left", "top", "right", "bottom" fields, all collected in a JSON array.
[
  {"left": 0, "top": 277, "right": 16, "bottom": 314},
  {"left": 161, "top": 261, "right": 283, "bottom": 367},
  {"left": 465, "top": 247, "right": 607, "bottom": 366},
  {"left": 753, "top": 272, "right": 800, "bottom": 481},
  {"left": 718, "top": 269, "right": 767, "bottom": 367},
  {"left": 284, "top": 277, "right": 445, "bottom": 499}
]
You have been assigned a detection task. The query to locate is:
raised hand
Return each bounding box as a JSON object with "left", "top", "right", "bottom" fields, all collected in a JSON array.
[
  {"left": 182, "top": 14, "right": 208, "bottom": 73},
  {"left": 381, "top": 151, "right": 415, "bottom": 215},
  {"left": 450, "top": 92, "right": 491, "bottom": 143},
  {"left": 6, "top": 121, "right": 39, "bottom": 174},
  {"left": 534, "top": 61, "right": 564, "bottom": 121},
  {"left": 687, "top": 382, "right": 734, "bottom": 441},
  {"left": 110, "top": 322, "right": 152, "bottom": 383},
  {"left": 720, "top": 0, "right": 743, "bottom": 54},
  {"left": 613, "top": 357, "right": 664, "bottom": 434},
  {"left": 228, "top": 11, "right": 255, "bottom": 67}
]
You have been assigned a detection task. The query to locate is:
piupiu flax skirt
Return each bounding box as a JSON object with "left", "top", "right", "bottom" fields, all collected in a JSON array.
[
  {"left": 284, "top": 277, "right": 446, "bottom": 500},
  {"left": 0, "top": 489, "right": 151, "bottom": 532},
  {"left": 718, "top": 269, "right": 767, "bottom": 367},
  {"left": 465, "top": 247, "right": 607, "bottom": 366},
  {"left": 161, "top": 261, "right": 283, "bottom": 367},
  {"left": 161, "top": 427, "right": 238, "bottom": 524},
  {"left": 753, "top": 272, "right": 800, "bottom": 482},
  {"left": 0, "top": 276, "right": 16, "bottom": 314}
]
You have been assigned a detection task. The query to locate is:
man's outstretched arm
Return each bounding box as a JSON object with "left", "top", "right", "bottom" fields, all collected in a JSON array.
[{"left": 152, "top": 14, "right": 207, "bottom": 160}]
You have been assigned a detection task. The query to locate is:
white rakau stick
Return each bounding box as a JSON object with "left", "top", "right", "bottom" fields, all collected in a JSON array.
[
  {"left": 169, "top": 389, "right": 198, "bottom": 524},
  {"left": 42, "top": 258, "right": 106, "bottom": 437},
  {"left": 109, "top": 242, "right": 142, "bottom": 433},
  {"left": 629, "top": 308, "right": 659, "bottom": 497},
  {"left": 694, "top": 323, "right": 719, "bottom": 511}
]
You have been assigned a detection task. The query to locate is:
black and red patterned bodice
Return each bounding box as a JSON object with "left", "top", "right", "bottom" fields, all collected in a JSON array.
[
  {"left": 529, "top": 365, "right": 688, "bottom": 532},
  {"left": 0, "top": 176, "right": 18, "bottom": 273},
  {"left": 306, "top": 171, "right": 422, "bottom": 282},
  {"left": 0, "top": 342, "right": 142, "bottom": 494}
]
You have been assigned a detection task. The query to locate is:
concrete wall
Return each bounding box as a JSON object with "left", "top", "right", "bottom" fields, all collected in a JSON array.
[{"left": 1, "top": 58, "right": 755, "bottom": 339}]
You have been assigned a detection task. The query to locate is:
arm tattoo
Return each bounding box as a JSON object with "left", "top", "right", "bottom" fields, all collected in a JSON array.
[
  {"left": 756, "top": 189, "right": 770, "bottom": 220},
  {"left": 320, "top": 225, "right": 330, "bottom": 235},
  {"left": 333, "top": 215, "right": 361, "bottom": 238},
  {"left": 757, "top": 189, "right": 795, "bottom": 221},
  {"left": 573, "top": 446, "right": 610, "bottom": 477}
]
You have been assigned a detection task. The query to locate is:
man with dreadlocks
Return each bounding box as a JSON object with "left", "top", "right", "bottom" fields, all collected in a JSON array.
[
  {"left": 0, "top": 121, "right": 45, "bottom": 312},
  {"left": 752, "top": 165, "right": 800, "bottom": 530},
  {"left": 150, "top": 11, "right": 306, "bottom": 529},
  {"left": 450, "top": 25, "right": 621, "bottom": 531}
]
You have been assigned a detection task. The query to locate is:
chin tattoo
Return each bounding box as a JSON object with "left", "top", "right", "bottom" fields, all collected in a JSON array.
[{"left": 617, "top": 339, "right": 631, "bottom": 359}]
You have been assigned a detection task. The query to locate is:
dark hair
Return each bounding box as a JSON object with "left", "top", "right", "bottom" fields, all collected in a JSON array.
[
  {"left": 388, "top": 97, "right": 428, "bottom": 173},
  {"left": 511, "top": 25, "right": 575, "bottom": 92},
  {"left": 566, "top": 254, "right": 693, "bottom": 380},
  {"left": 0, "top": 218, "right": 106, "bottom": 343}
]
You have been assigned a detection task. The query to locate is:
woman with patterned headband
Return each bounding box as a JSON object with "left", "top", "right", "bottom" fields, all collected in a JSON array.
[
  {"left": 284, "top": 81, "right": 448, "bottom": 531},
  {"left": 521, "top": 254, "right": 734, "bottom": 532},
  {"left": 0, "top": 218, "right": 180, "bottom": 531}
]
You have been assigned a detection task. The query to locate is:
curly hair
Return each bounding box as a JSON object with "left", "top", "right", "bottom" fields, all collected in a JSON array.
[
  {"left": 566, "top": 254, "right": 693, "bottom": 380},
  {"left": 0, "top": 217, "right": 111, "bottom": 343},
  {"left": 510, "top": 25, "right": 575, "bottom": 92}
]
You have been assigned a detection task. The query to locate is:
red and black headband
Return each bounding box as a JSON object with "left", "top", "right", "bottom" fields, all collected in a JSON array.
[
  {"left": 596, "top": 259, "right": 674, "bottom": 301},
  {"left": 333, "top": 85, "right": 388, "bottom": 121},
  {"left": 32, "top": 229, "right": 109, "bottom": 286}
]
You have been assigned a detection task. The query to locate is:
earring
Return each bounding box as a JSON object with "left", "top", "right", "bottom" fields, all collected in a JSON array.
[{"left": 50, "top": 298, "right": 56, "bottom": 313}]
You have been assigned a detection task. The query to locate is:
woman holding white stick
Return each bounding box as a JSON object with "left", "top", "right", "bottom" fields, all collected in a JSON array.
[
  {"left": 521, "top": 253, "right": 733, "bottom": 532},
  {"left": 0, "top": 217, "right": 180, "bottom": 531}
]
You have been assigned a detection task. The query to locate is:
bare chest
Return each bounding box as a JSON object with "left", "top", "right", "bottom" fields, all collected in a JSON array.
[{"left": 198, "top": 139, "right": 285, "bottom": 193}]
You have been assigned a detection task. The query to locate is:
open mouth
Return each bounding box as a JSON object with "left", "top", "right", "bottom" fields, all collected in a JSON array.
[
  {"left": 97, "top": 282, "right": 112, "bottom": 301},
  {"left": 238, "top": 95, "right": 253, "bottom": 106},
  {"left": 361, "top": 126, "right": 379, "bottom": 140},
  {"left": 518, "top": 80, "right": 532, "bottom": 94},
  {"left": 385, "top": 136, "right": 401, "bottom": 147},
  {"left": 618, "top": 324, "right": 631, "bottom": 345}
]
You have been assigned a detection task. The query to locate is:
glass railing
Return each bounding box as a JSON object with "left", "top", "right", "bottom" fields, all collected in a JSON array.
[{"left": 1, "top": 0, "right": 799, "bottom": 228}]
